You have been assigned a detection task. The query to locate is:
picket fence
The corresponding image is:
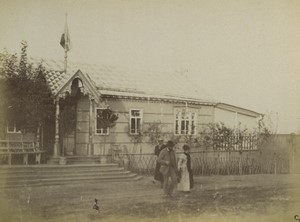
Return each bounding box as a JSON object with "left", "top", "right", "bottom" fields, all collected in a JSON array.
[{"left": 124, "top": 150, "right": 290, "bottom": 176}]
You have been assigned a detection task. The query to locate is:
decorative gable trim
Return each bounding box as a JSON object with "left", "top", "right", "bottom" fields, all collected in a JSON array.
[
  {"left": 55, "top": 69, "right": 101, "bottom": 103},
  {"left": 100, "top": 94, "right": 216, "bottom": 106}
]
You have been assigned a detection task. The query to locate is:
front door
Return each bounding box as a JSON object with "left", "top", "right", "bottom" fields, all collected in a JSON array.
[
  {"left": 75, "top": 95, "right": 90, "bottom": 156},
  {"left": 63, "top": 131, "right": 75, "bottom": 155}
]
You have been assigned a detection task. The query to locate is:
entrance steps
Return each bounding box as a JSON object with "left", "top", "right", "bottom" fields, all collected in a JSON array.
[
  {"left": 47, "top": 156, "right": 102, "bottom": 164},
  {"left": 0, "top": 164, "right": 142, "bottom": 188}
]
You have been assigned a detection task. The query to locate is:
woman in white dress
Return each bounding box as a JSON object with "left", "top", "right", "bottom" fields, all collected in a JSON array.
[{"left": 177, "top": 145, "right": 193, "bottom": 192}]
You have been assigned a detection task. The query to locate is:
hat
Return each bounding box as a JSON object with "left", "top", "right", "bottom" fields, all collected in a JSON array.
[
  {"left": 183, "top": 144, "right": 190, "bottom": 151},
  {"left": 166, "top": 140, "right": 175, "bottom": 147}
]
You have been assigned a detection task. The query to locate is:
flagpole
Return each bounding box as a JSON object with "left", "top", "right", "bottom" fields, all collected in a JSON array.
[
  {"left": 58, "top": 12, "right": 71, "bottom": 160},
  {"left": 62, "top": 12, "right": 68, "bottom": 158},
  {"left": 64, "top": 13, "right": 68, "bottom": 76}
]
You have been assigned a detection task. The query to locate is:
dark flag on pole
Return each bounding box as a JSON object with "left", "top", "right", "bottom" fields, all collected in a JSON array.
[{"left": 60, "top": 16, "right": 71, "bottom": 52}]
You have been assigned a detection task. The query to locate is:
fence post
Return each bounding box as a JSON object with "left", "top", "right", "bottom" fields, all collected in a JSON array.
[
  {"left": 239, "top": 151, "right": 242, "bottom": 175},
  {"left": 245, "top": 155, "right": 249, "bottom": 174},
  {"left": 201, "top": 150, "right": 204, "bottom": 176},
  {"left": 274, "top": 152, "right": 277, "bottom": 175},
  {"left": 138, "top": 154, "right": 142, "bottom": 175},
  {"left": 216, "top": 153, "right": 220, "bottom": 175},
  {"left": 227, "top": 151, "right": 230, "bottom": 175},
  {"left": 248, "top": 155, "right": 252, "bottom": 174},
  {"left": 259, "top": 150, "right": 263, "bottom": 174}
]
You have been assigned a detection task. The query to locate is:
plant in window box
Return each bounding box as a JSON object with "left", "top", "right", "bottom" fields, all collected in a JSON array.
[{"left": 96, "top": 107, "right": 118, "bottom": 163}]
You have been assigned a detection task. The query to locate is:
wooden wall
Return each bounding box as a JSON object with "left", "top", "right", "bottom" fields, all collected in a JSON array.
[{"left": 90, "top": 98, "right": 214, "bottom": 154}]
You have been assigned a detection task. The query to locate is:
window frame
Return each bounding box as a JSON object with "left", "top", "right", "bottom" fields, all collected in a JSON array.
[
  {"left": 129, "top": 109, "right": 143, "bottom": 135},
  {"left": 95, "top": 108, "right": 110, "bottom": 135},
  {"left": 174, "top": 108, "right": 197, "bottom": 135},
  {"left": 6, "top": 122, "right": 21, "bottom": 134}
]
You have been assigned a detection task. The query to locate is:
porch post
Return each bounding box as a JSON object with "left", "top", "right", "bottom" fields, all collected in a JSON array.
[
  {"left": 87, "top": 98, "right": 94, "bottom": 156},
  {"left": 36, "top": 122, "right": 41, "bottom": 149},
  {"left": 36, "top": 124, "right": 40, "bottom": 149},
  {"left": 53, "top": 98, "right": 60, "bottom": 157}
]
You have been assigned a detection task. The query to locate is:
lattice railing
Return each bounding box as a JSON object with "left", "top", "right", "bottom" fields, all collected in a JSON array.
[{"left": 127, "top": 154, "right": 156, "bottom": 175}]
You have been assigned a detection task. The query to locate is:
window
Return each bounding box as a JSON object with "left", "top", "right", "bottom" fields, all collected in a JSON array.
[
  {"left": 174, "top": 108, "right": 197, "bottom": 135},
  {"left": 7, "top": 122, "right": 21, "bottom": 133},
  {"left": 95, "top": 108, "right": 109, "bottom": 135},
  {"left": 130, "top": 109, "right": 142, "bottom": 134}
]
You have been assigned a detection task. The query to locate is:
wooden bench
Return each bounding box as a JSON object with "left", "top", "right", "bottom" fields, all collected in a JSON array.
[{"left": 0, "top": 140, "right": 44, "bottom": 165}]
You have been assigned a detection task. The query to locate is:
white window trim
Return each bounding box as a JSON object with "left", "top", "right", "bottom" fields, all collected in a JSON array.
[
  {"left": 6, "top": 122, "right": 21, "bottom": 134},
  {"left": 129, "top": 108, "right": 143, "bottom": 135},
  {"left": 174, "top": 108, "right": 197, "bottom": 135},
  {"left": 95, "top": 108, "right": 110, "bottom": 135}
]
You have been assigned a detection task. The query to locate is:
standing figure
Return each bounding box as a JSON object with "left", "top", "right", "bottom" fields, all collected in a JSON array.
[
  {"left": 177, "top": 144, "right": 194, "bottom": 192},
  {"left": 157, "top": 140, "right": 178, "bottom": 196},
  {"left": 154, "top": 139, "right": 165, "bottom": 187}
]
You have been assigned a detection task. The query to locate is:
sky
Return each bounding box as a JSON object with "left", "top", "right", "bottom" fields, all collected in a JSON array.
[{"left": 0, "top": 0, "right": 299, "bottom": 134}]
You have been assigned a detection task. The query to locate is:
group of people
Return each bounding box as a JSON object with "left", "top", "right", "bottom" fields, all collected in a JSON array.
[{"left": 154, "top": 139, "right": 193, "bottom": 196}]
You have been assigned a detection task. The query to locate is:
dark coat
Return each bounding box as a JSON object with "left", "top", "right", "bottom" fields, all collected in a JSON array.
[
  {"left": 154, "top": 144, "right": 165, "bottom": 182},
  {"left": 157, "top": 148, "right": 177, "bottom": 176}
]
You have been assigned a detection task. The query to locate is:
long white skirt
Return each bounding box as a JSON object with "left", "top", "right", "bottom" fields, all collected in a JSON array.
[{"left": 177, "top": 167, "right": 190, "bottom": 191}]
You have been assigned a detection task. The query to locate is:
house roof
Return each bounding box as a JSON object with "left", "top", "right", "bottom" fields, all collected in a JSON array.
[
  {"left": 30, "top": 58, "right": 216, "bottom": 104},
  {"left": 29, "top": 58, "right": 262, "bottom": 116},
  {"left": 216, "top": 103, "right": 261, "bottom": 117},
  {"left": 1, "top": 56, "right": 261, "bottom": 117}
]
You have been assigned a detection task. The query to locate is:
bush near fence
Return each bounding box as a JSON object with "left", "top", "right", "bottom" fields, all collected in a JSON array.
[{"left": 212, "top": 135, "right": 258, "bottom": 151}]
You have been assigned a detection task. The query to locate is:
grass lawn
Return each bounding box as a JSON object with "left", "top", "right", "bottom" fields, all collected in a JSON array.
[{"left": 0, "top": 174, "right": 299, "bottom": 222}]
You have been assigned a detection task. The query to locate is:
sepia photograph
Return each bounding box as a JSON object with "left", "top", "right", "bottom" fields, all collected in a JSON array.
[{"left": 0, "top": 0, "right": 299, "bottom": 221}]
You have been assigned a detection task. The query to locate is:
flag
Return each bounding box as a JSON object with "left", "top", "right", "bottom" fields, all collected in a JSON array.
[{"left": 60, "top": 18, "right": 71, "bottom": 52}]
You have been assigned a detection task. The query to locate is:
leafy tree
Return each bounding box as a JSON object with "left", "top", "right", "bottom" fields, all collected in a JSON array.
[
  {"left": 0, "top": 41, "right": 55, "bottom": 142},
  {"left": 0, "top": 51, "right": 18, "bottom": 136}
]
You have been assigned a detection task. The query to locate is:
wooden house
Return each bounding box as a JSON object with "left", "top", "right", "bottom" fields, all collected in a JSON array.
[{"left": 4, "top": 59, "right": 261, "bottom": 163}]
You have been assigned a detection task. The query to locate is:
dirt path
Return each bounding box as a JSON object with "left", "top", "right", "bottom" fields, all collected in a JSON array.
[{"left": 0, "top": 174, "right": 299, "bottom": 222}]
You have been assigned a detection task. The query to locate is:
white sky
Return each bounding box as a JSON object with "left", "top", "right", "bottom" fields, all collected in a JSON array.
[{"left": 0, "top": 0, "right": 299, "bottom": 133}]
